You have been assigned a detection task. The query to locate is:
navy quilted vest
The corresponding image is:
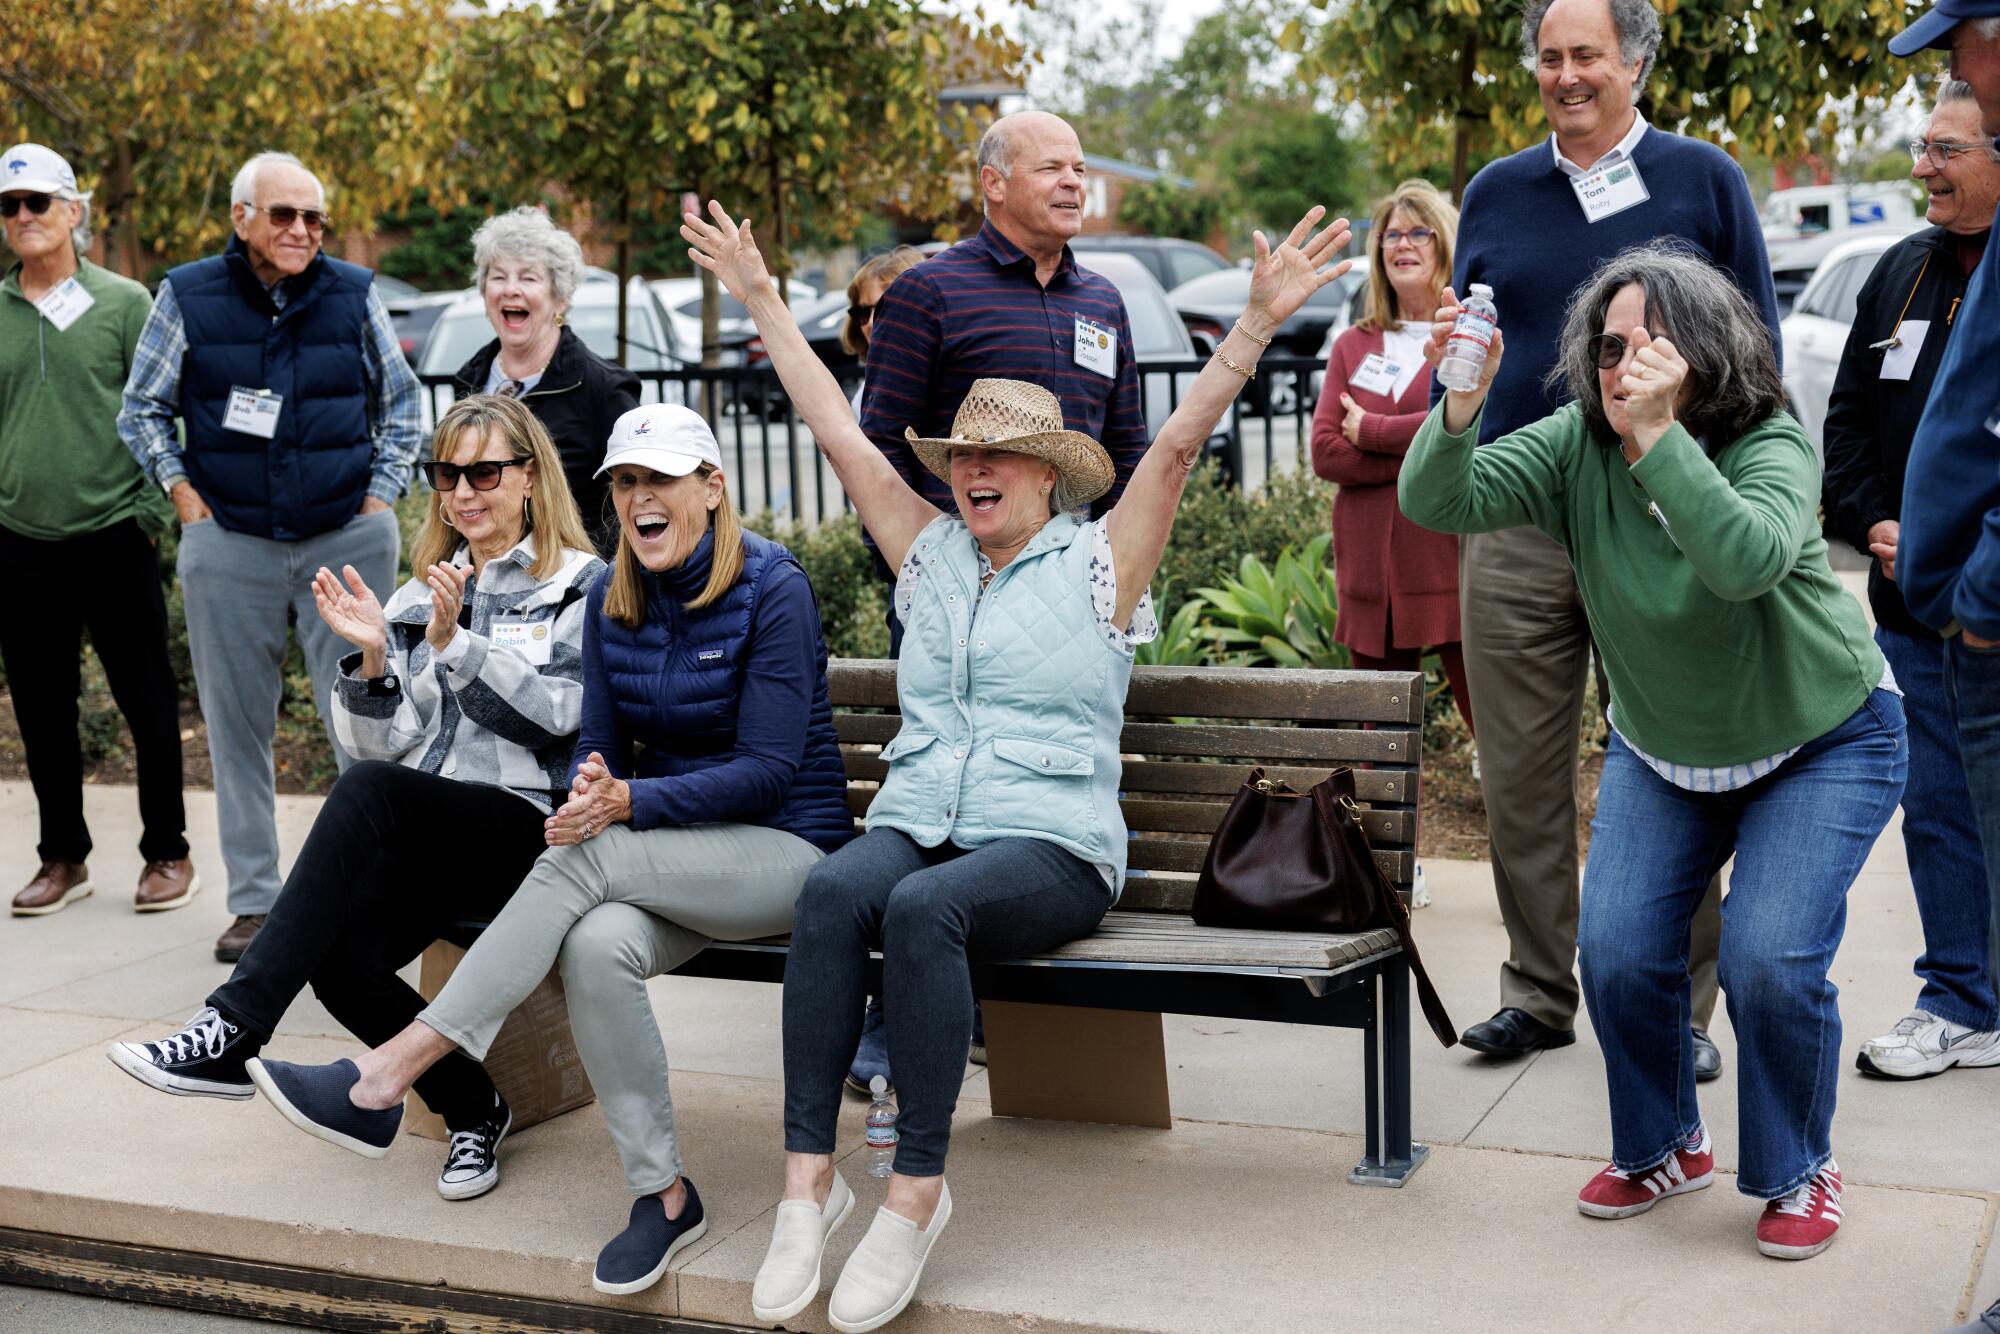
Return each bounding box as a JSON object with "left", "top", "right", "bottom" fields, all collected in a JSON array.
[
  {"left": 168, "top": 237, "right": 374, "bottom": 539},
  {"left": 597, "top": 529, "right": 851, "bottom": 850}
]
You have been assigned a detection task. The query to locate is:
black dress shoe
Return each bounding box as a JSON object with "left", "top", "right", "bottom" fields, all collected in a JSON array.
[
  {"left": 1691, "top": 1027, "right": 1723, "bottom": 1083},
  {"left": 1460, "top": 1007, "right": 1576, "bottom": 1057}
]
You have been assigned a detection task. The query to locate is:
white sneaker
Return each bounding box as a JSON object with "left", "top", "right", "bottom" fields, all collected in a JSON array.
[
  {"left": 1857, "top": 1009, "right": 2000, "bottom": 1079},
  {"left": 751, "top": 1170, "right": 854, "bottom": 1322},
  {"left": 828, "top": 1182, "right": 952, "bottom": 1334}
]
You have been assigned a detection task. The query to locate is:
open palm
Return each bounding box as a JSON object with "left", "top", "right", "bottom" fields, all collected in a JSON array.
[
  {"left": 680, "top": 202, "right": 773, "bottom": 306},
  {"left": 1246, "top": 206, "right": 1352, "bottom": 330},
  {"left": 312, "top": 564, "right": 387, "bottom": 653}
]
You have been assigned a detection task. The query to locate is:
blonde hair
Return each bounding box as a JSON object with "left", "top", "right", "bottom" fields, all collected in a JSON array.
[
  {"left": 410, "top": 395, "right": 593, "bottom": 581},
  {"left": 842, "top": 246, "right": 925, "bottom": 357},
  {"left": 601, "top": 464, "right": 746, "bottom": 628},
  {"left": 1356, "top": 180, "right": 1459, "bottom": 335}
]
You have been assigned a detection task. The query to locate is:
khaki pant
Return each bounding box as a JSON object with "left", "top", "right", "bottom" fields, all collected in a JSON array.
[{"left": 1460, "top": 525, "right": 1720, "bottom": 1032}]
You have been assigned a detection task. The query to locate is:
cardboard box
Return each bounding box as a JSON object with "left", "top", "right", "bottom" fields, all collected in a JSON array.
[
  {"left": 403, "top": 939, "right": 596, "bottom": 1141},
  {"left": 982, "top": 1000, "right": 1172, "bottom": 1129}
]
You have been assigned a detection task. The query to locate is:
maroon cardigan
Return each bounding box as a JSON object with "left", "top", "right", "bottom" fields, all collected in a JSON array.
[{"left": 1308, "top": 325, "right": 1462, "bottom": 657}]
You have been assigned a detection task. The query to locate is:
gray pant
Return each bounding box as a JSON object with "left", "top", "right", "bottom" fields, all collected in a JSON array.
[
  {"left": 1460, "top": 525, "right": 1721, "bottom": 1032},
  {"left": 176, "top": 509, "right": 400, "bottom": 915},
  {"left": 419, "top": 821, "right": 824, "bottom": 1194}
]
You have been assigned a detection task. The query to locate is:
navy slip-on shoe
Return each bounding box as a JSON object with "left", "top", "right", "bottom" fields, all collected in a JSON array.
[
  {"left": 845, "top": 996, "right": 894, "bottom": 1096},
  {"left": 593, "top": 1180, "right": 710, "bottom": 1296},
  {"left": 244, "top": 1057, "right": 401, "bottom": 1159}
]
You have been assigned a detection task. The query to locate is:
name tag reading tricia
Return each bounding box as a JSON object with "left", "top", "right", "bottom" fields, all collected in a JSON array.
[
  {"left": 488, "top": 616, "right": 553, "bottom": 665},
  {"left": 1349, "top": 352, "right": 1414, "bottom": 398},
  {"left": 1571, "top": 159, "right": 1650, "bottom": 223},
  {"left": 222, "top": 387, "right": 283, "bottom": 440}
]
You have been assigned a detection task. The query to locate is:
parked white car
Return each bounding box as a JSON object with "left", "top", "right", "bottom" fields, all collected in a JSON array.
[
  {"left": 1071, "top": 249, "right": 1234, "bottom": 457},
  {"left": 651, "top": 275, "right": 819, "bottom": 366},
  {"left": 1779, "top": 232, "right": 1912, "bottom": 457}
]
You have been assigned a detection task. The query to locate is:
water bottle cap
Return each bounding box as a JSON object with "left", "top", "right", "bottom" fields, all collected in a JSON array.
[
  {"left": 869, "top": 1075, "right": 888, "bottom": 1095},
  {"left": 1469, "top": 284, "right": 1493, "bottom": 298}
]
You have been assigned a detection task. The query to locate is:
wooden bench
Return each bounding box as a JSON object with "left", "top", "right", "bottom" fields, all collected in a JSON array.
[{"left": 427, "top": 657, "right": 1430, "bottom": 1186}]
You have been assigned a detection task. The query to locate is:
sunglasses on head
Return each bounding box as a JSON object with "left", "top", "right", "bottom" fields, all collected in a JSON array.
[
  {"left": 0, "top": 193, "right": 57, "bottom": 219},
  {"left": 422, "top": 458, "right": 528, "bottom": 491},
  {"left": 847, "top": 302, "right": 876, "bottom": 323},
  {"left": 1587, "top": 333, "right": 1630, "bottom": 370},
  {"left": 246, "top": 203, "right": 329, "bottom": 232}
]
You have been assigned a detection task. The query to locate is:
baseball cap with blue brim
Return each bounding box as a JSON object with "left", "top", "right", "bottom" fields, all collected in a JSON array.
[
  {"left": 2, "top": 143, "right": 79, "bottom": 197},
  {"left": 595, "top": 403, "right": 725, "bottom": 478},
  {"left": 1890, "top": 0, "right": 2000, "bottom": 55}
]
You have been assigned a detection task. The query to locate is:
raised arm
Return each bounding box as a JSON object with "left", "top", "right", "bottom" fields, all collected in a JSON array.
[
  {"left": 1103, "top": 207, "right": 1352, "bottom": 628},
  {"left": 681, "top": 204, "right": 939, "bottom": 570}
]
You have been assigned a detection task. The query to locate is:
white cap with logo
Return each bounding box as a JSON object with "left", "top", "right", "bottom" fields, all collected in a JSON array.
[
  {"left": 1, "top": 144, "right": 79, "bottom": 197},
  {"left": 596, "top": 404, "right": 725, "bottom": 478}
]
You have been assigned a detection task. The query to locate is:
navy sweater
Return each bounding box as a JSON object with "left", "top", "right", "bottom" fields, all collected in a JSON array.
[
  {"left": 1440, "top": 127, "right": 1781, "bottom": 442},
  {"left": 1901, "top": 242, "right": 2000, "bottom": 636}
]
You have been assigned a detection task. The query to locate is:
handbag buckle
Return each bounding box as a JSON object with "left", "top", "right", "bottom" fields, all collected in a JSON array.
[{"left": 1339, "top": 794, "right": 1363, "bottom": 821}]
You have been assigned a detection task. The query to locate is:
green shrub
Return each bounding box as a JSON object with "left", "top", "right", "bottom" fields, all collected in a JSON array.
[
  {"left": 1133, "top": 594, "right": 1213, "bottom": 667},
  {"left": 747, "top": 511, "right": 889, "bottom": 660},
  {"left": 1197, "top": 532, "right": 1351, "bottom": 670},
  {"left": 1153, "top": 460, "right": 1333, "bottom": 608}
]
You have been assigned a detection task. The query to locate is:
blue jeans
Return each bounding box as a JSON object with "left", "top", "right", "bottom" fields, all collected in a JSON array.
[
  {"left": 1877, "top": 627, "right": 1999, "bottom": 1028},
  {"left": 1943, "top": 638, "right": 2000, "bottom": 1027},
  {"left": 1578, "top": 691, "right": 1905, "bottom": 1199}
]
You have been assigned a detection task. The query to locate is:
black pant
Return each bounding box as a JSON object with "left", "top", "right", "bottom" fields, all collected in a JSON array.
[
  {"left": 0, "top": 519, "right": 187, "bottom": 865},
  {"left": 209, "top": 762, "right": 549, "bottom": 1126}
]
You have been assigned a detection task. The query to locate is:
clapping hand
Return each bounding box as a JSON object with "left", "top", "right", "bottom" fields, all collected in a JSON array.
[
  {"left": 423, "top": 561, "right": 470, "bottom": 655},
  {"left": 313, "top": 564, "right": 387, "bottom": 653},
  {"left": 1618, "top": 326, "right": 1688, "bottom": 442},
  {"left": 545, "top": 752, "right": 633, "bottom": 847},
  {"left": 1243, "top": 206, "right": 1352, "bottom": 335},
  {"left": 680, "top": 202, "right": 772, "bottom": 307}
]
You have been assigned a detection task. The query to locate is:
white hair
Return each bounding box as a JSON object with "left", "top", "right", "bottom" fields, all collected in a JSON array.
[
  {"left": 470, "top": 207, "right": 585, "bottom": 306},
  {"left": 977, "top": 119, "right": 1016, "bottom": 183},
  {"left": 230, "top": 152, "right": 325, "bottom": 210},
  {"left": 1978, "top": 17, "right": 2000, "bottom": 39}
]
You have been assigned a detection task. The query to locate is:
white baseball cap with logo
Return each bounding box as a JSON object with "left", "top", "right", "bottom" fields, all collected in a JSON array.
[
  {"left": 1, "top": 144, "right": 80, "bottom": 197},
  {"left": 596, "top": 404, "right": 725, "bottom": 478}
]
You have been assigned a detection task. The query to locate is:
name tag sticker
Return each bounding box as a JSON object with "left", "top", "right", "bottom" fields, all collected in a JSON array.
[
  {"left": 34, "top": 277, "right": 95, "bottom": 332},
  {"left": 1879, "top": 320, "right": 1930, "bottom": 381},
  {"left": 1349, "top": 351, "right": 1418, "bottom": 399},
  {"left": 489, "top": 616, "right": 552, "bottom": 664},
  {"left": 222, "top": 387, "right": 283, "bottom": 439},
  {"left": 1571, "top": 159, "right": 1650, "bottom": 223},
  {"left": 1073, "top": 317, "right": 1116, "bottom": 377}
]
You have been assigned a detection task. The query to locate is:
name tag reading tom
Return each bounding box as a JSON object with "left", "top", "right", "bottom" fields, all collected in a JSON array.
[
  {"left": 34, "top": 277, "right": 95, "bottom": 332},
  {"left": 1878, "top": 320, "right": 1930, "bottom": 382},
  {"left": 489, "top": 616, "right": 553, "bottom": 665},
  {"left": 1073, "top": 316, "right": 1117, "bottom": 377},
  {"left": 1349, "top": 352, "right": 1415, "bottom": 399},
  {"left": 222, "top": 387, "right": 283, "bottom": 440},
  {"left": 1570, "top": 159, "right": 1650, "bottom": 223}
]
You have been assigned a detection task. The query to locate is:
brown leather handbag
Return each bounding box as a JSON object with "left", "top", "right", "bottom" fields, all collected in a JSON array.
[{"left": 1192, "top": 767, "right": 1458, "bottom": 1047}]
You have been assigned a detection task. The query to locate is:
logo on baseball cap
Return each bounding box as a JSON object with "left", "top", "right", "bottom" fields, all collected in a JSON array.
[
  {"left": 1890, "top": 0, "right": 2000, "bottom": 56},
  {"left": 1, "top": 143, "right": 79, "bottom": 197},
  {"left": 596, "top": 404, "right": 725, "bottom": 478}
]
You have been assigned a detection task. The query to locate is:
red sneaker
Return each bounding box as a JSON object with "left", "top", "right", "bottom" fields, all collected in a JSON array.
[
  {"left": 1577, "top": 1127, "right": 1715, "bottom": 1218},
  {"left": 1757, "top": 1161, "right": 1843, "bottom": 1259}
]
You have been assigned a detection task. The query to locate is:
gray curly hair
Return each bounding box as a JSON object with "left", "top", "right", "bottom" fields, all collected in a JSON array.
[
  {"left": 470, "top": 207, "right": 585, "bottom": 307},
  {"left": 1547, "top": 242, "right": 1788, "bottom": 453},
  {"left": 1520, "top": 0, "right": 1663, "bottom": 88}
]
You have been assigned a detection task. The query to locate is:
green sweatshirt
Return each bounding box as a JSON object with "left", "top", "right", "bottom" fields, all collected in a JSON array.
[
  {"left": 1400, "top": 401, "right": 1883, "bottom": 767},
  {"left": 0, "top": 258, "right": 170, "bottom": 540}
]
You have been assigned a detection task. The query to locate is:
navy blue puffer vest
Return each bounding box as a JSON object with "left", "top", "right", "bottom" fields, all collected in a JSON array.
[
  {"left": 168, "top": 237, "right": 374, "bottom": 539},
  {"left": 596, "top": 529, "right": 851, "bottom": 850}
]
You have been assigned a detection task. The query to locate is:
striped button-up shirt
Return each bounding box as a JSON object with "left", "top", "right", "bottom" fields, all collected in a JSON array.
[{"left": 859, "top": 219, "right": 1148, "bottom": 515}]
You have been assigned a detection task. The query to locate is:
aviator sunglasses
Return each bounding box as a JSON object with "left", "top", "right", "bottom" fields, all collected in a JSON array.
[
  {"left": 422, "top": 458, "right": 530, "bottom": 491},
  {"left": 244, "top": 203, "right": 330, "bottom": 232}
]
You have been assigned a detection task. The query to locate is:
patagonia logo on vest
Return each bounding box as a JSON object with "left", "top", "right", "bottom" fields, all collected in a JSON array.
[{"left": 697, "top": 649, "right": 727, "bottom": 663}]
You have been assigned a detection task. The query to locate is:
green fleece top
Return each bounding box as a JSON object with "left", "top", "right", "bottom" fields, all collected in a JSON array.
[
  {"left": 1400, "top": 401, "right": 1883, "bottom": 767},
  {"left": 0, "top": 258, "right": 169, "bottom": 540}
]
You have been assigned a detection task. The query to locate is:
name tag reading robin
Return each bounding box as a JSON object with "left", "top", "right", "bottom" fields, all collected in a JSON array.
[
  {"left": 489, "top": 616, "right": 553, "bottom": 665},
  {"left": 1571, "top": 158, "right": 1650, "bottom": 223},
  {"left": 34, "top": 277, "right": 95, "bottom": 332},
  {"left": 1349, "top": 351, "right": 1415, "bottom": 399},
  {"left": 222, "top": 387, "right": 283, "bottom": 440},
  {"left": 1073, "top": 316, "right": 1117, "bottom": 377}
]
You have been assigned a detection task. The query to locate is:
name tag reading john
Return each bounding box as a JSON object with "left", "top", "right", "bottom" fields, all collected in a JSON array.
[
  {"left": 1073, "top": 316, "right": 1117, "bottom": 377},
  {"left": 489, "top": 616, "right": 553, "bottom": 665},
  {"left": 34, "top": 277, "right": 95, "bottom": 332},
  {"left": 222, "top": 387, "right": 283, "bottom": 440},
  {"left": 1571, "top": 159, "right": 1650, "bottom": 223}
]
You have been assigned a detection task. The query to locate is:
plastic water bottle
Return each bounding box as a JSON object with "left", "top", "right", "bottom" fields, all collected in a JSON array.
[
  {"left": 1436, "top": 283, "right": 1498, "bottom": 393},
  {"left": 864, "top": 1076, "right": 897, "bottom": 1179}
]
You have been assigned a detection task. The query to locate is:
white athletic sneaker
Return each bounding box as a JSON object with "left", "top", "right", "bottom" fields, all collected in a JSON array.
[
  {"left": 751, "top": 1170, "right": 855, "bottom": 1322},
  {"left": 1856, "top": 1009, "right": 2000, "bottom": 1079}
]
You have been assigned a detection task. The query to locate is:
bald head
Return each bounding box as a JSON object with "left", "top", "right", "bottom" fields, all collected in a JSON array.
[{"left": 978, "top": 113, "right": 1080, "bottom": 184}]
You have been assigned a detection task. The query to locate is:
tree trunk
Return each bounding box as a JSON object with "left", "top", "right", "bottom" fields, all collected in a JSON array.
[
  {"left": 1451, "top": 32, "right": 1477, "bottom": 205},
  {"left": 112, "top": 133, "right": 142, "bottom": 278},
  {"left": 614, "top": 187, "right": 632, "bottom": 366}
]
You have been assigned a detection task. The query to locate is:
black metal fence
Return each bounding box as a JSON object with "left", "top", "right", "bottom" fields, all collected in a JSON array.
[{"left": 417, "top": 354, "right": 1328, "bottom": 526}]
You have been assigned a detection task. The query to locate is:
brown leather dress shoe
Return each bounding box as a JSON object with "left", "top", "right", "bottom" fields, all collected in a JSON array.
[
  {"left": 12, "top": 861, "right": 93, "bottom": 916},
  {"left": 214, "top": 914, "right": 266, "bottom": 963},
  {"left": 135, "top": 858, "right": 200, "bottom": 913}
]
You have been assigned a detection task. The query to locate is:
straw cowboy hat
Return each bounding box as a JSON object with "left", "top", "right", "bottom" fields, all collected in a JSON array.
[{"left": 905, "top": 378, "right": 1115, "bottom": 506}]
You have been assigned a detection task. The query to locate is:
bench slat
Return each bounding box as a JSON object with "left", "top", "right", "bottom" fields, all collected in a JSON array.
[
  {"left": 839, "top": 753, "right": 1417, "bottom": 808},
  {"left": 836, "top": 714, "right": 1418, "bottom": 765},
  {"left": 1127, "top": 839, "right": 1411, "bottom": 885},
  {"left": 840, "top": 788, "right": 1414, "bottom": 847},
  {"left": 1043, "top": 911, "right": 1400, "bottom": 969}
]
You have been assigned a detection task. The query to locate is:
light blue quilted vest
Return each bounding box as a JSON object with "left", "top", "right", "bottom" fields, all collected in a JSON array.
[{"left": 867, "top": 513, "right": 1134, "bottom": 899}]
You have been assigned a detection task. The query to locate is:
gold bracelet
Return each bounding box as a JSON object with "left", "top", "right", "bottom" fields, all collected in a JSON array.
[
  {"left": 1214, "top": 348, "right": 1256, "bottom": 379},
  {"left": 1231, "top": 320, "right": 1273, "bottom": 348}
]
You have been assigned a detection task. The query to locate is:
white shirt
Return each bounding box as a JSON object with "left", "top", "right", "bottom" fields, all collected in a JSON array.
[
  {"left": 1550, "top": 112, "right": 1650, "bottom": 177},
  {"left": 1380, "top": 321, "right": 1429, "bottom": 379}
]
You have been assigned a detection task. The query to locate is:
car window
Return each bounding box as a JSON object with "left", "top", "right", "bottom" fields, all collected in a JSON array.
[
  {"left": 420, "top": 310, "right": 494, "bottom": 375},
  {"left": 673, "top": 293, "right": 751, "bottom": 321},
  {"left": 1822, "top": 257, "right": 1875, "bottom": 327},
  {"left": 569, "top": 307, "right": 672, "bottom": 369},
  {"left": 1797, "top": 257, "right": 1862, "bottom": 324},
  {"left": 1168, "top": 268, "right": 1248, "bottom": 304},
  {"left": 1166, "top": 247, "right": 1227, "bottom": 289}
]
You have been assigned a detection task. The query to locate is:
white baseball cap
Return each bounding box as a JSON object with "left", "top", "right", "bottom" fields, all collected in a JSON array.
[
  {"left": 1, "top": 144, "right": 79, "bottom": 197},
  {"left": 596, "top": 404, "right": 725, "bottom": 478}
]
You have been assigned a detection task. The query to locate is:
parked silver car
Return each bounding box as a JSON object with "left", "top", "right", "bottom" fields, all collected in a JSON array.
[
  {"left": 1779, "top": 231, "right": 1913, "bottom": 457},
  {"left": 1074, "top": 249, "right": 1234, "bottom": 456}
]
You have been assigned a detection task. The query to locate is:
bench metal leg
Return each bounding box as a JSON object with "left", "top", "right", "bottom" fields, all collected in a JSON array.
[{"left": 1350, "top": 954, "right": 1428, "bottom": 1187}]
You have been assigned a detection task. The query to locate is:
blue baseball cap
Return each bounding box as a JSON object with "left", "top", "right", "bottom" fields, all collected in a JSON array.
[{"left": 1890, "top": 0, "right": 2000, "bottom": 56}]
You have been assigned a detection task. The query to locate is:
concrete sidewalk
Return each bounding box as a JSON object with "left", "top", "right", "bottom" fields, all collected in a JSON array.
[{"left": 0, "top": 780, "right": 1993, "bottom": 1333}]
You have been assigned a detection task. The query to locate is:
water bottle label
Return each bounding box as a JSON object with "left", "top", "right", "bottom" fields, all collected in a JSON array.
[
  {"left": 866, "top": 1124, "right": 898, "bottom": 1148},
  {"left": 1447, "top": 310, "right": 1495, "bottom": 352}
]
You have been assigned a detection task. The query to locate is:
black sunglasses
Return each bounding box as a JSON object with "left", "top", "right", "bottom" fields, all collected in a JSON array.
[
  {"left": 847, "top": 302, "right": 875, "bottom": 323},
  {"left": 422, "top": 458, "right": 529, "bottom": 491},
  {"left": 1587, "top": 333, "right": 1629, "bottom": 370},
  {"left": 247, "top": 203, "right": 330, "bottom": 232},
  {"left": 0, "top": 193, "right": 55, "bottom": 218}
]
